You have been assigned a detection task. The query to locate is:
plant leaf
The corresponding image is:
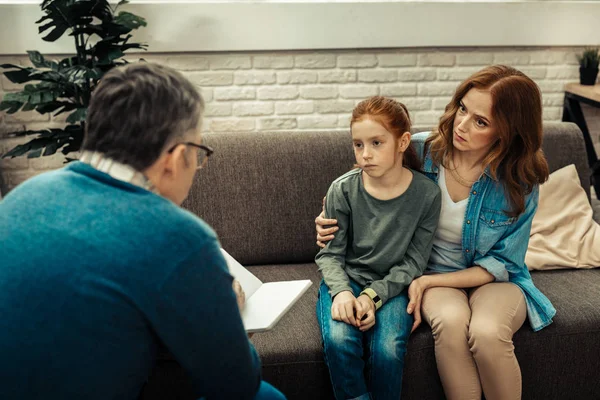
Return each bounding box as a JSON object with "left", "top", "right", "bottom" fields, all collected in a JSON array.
[
  {"left": 3, "top": 92, "right": 30, "bottom": 103},
  {"left": 36, "top": 101, "right": 70, "bottom": 114},
  {"left": 43, "top": 141, "right": 59, "bottom": 156},
  {"left": 38, "top": 21, "right": 56, "bottom": 35},
  {"left": 22, "top": 103, "right": 36, "bottom": 112},
  {"left": 53, "top": 102, "right": 79, "bottom": 116},
  {"left": 3, "top": 67, "right": 36, "bottom": 84},
  {"left": 120, "top": 43, "right": 146, "bottom": 52},
  {"left": 58, "top": 56, "right": 78, "bottom": 70},
  {"left": 0, "top": 101, "right": 24, "bottom": 113},
  {"left": 114, "top": 11, "right": 147, "bottom": 30},
  {"left": 27, "top": 148, "right": 43, "bottom": 158},
  {"left": 2, "top": 143, "right": 31, "bottom": 158},
  {"left": 27, "top": 51, "right": 52, "bottom": 68},
  {"left": 42, "top": 23, "right": 70, "bottom": 42},
  {"left": 0, "top": 134, "right": 66, "bottom": 159},
  {"left": 66, "top": 108, "right": 87, "bottom": 124},
  {"left": 35, "top": 15, "right": 52, "bottom": 25}
]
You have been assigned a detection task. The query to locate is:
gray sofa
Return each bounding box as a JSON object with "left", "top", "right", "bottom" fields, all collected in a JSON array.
[{"left": 141, "top": 122, "right": 600, "bottom": 400}]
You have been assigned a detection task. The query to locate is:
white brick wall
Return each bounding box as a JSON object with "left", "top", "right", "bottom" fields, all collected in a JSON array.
[{"left": 2, "top": 47, "right": 600, "bottom": 194}]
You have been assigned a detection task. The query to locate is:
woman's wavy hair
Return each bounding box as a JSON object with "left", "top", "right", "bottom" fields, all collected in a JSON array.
[
  {"left": 426, "top": 65, "right": 549, "bottom": 217},
  {"left": 350, "top": 96, "right": 421, "bottom": 171}
]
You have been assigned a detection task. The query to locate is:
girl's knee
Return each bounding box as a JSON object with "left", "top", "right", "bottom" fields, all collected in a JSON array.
[
  {"left": 322, "top": 321, "right": 357, "bottom": 351},
  {"left": 373, "top": 337, "right": 408, "bottom": 365}
]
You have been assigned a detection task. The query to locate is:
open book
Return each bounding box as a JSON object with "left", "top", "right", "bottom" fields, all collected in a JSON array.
[{"left": 221, "top": 249, "right": 312, "bottom": 333}]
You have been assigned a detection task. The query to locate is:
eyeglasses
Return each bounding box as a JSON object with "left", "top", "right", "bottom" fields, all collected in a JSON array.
[{"left": 168, "top": 142, "right": 214, "bottom": 170}]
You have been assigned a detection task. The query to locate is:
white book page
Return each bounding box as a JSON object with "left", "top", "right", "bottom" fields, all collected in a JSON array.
[
  {"left": 241, "top": 280, "right": 312, "bottom": 333},
  {"left": 220, "top": 248, "right": 313, "bottom": 332},
  {"left": 220, "top": 248, "right": 262, "bottom": 298}
]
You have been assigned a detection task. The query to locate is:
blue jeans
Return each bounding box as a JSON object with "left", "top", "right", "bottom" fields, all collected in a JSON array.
[{"left": 317, "top": 280, "right": 412, "bottom": 400}]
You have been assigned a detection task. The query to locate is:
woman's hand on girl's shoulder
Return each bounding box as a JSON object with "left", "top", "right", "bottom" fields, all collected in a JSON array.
[
  {"left": 316, "top": 196, "right": 338, "bottom": 248},
  {"left": 316, "top": 212, "right": 338, "bottom": 247}
]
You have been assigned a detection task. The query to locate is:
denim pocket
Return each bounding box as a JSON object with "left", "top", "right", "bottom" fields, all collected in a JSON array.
[
  {"left": 476, "top": 208, "right": 515, "bottom": 254},
  {"left": 478, "top": 208, "right": 516, "bottom": 227}
]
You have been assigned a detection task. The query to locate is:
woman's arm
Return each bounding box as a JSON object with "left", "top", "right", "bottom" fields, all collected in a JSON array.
[
  {"left": 419, "top": 266, "right": 494, "bottom": 290},
  {"left": 473, "top": 186, "right": 539, "bottom": 280}
]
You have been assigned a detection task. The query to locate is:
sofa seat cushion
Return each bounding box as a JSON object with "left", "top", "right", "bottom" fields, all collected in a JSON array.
[
  {"left": 248, "top": 264, "right": 323, "bottom": 363},
  {"left": 249, "top": 264, "right": 600, "bottom": 399},
  {"left": 526, "top": 269, "right": 600, "bottom": 334}
]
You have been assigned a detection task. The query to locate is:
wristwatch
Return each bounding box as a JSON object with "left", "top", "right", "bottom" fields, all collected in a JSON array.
[{"left": 360, "top": 288, "right": 382, "bottom": 311}]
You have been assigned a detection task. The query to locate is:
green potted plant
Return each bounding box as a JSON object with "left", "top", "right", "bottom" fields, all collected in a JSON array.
[
  {"left": 577, "top": 47, "right": 599, "bottom": 86},
  {"left": 0, "top": 0, "right": 146, "bottom": 160}
]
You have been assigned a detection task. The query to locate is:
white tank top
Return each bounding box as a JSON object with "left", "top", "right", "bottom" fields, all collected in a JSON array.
[
  {"left": 436, "top": 165, "right": 467, "bottom": 244},
  {"left": 428, "top": 165, "right": 468, "bottom": 270}
]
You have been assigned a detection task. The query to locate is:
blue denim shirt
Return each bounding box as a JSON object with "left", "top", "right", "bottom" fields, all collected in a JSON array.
[{"left": 412, "top": 132, "right": 556, "bottom": 331}]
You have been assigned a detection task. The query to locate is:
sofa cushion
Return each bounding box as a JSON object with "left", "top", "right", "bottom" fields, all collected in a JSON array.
[{"left": 527, "top": 164, "right": 600, "bottom": 270}]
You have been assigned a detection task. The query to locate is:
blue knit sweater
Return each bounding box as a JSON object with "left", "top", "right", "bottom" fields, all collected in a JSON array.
[{"left": 0, "top": 162, "right": 261, "bottom": 399}]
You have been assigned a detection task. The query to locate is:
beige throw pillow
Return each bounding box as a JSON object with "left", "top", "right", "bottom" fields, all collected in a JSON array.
[{"left": 526, "top": 164, "right": 600, "bottom": 270}]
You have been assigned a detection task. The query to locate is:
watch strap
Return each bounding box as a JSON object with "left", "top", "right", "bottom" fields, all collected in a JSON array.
[{"left": 360, "top": 288, "right": 382, "bottom": 311}]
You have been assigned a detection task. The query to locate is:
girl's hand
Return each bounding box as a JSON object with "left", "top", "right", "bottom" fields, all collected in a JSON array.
[
  {"left": 407, "top": 276, "right": 429, "bottom": 333},
  {"left": 356, "top": 294, "right": 376, "bottom": 332},
  {"left": 331, "top": 291, "right": 359, "bottom": 327},
  {"left": 316, "top": 196, "right": 338, "bottom": 248}
]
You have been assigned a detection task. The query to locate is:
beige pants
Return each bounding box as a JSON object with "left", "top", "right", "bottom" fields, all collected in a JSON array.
[{"left": 421, "top": 282, "right": 527, "bottom": 400}]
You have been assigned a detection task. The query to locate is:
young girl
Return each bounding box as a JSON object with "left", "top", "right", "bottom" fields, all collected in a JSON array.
[{"left": 315, "top": 96, "right": 441, "bottom": 400}]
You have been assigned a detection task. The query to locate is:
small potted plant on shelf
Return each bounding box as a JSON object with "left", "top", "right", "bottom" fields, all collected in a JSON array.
[{"left": 577, "top": 47, "right": 599, "bottom": 86}]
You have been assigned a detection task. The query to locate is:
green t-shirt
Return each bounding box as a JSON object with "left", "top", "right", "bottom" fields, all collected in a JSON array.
[{"left": 315, "top": 168, "right": 441, "bottom": 306}]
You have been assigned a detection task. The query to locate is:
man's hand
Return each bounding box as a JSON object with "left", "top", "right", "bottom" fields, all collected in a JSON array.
[
  {"left": 407, "top": 276, "right": 429, "bottom": 333},
  {"left": 356, "top": 294, "right": 376, "bottom": 332},
  {"left": 331, "top": 291, "right": 360, "bottom": 327},
  {"left": 232, "top": 279, "right": 245, "bottom": 311}
]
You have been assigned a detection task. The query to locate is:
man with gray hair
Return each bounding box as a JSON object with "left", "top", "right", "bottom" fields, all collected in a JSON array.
[{"left": 0, "top": 63, "right": 285, "bottom": 400}]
